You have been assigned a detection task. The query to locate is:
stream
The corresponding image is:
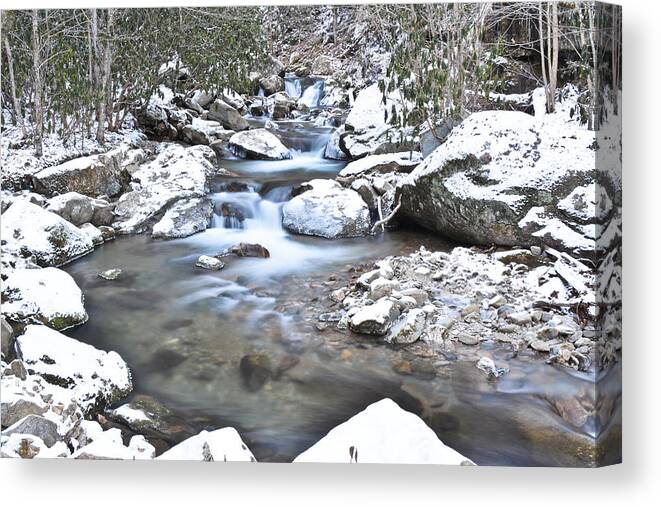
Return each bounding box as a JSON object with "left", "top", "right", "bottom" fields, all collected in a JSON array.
[{"left": 62, "top": 78, "right": 612, "bottom": 466}]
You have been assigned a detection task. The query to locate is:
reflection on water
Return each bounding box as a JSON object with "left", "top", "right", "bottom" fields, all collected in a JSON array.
[{"left": 62, "top": 118, "right": 610, "bottom": 466}]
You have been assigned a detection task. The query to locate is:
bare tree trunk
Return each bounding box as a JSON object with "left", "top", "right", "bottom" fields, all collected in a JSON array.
[
  {"left": 3, "top": 32, "right": 26, "bottom": 138},
  {"left": 332, "top": 6, "right": 338, "bottom": 44},
  {"left": 95, "top": 9, "right": 114, "bottom": 143},
  {"left": 549, "top": 2, "right": 559, "bottom": 113},
  {"left": 31, "top": 10, "right": 44, "bottom": 157},
  {"left": 538, "top": 3, "right": 550, "bottom": 113}
]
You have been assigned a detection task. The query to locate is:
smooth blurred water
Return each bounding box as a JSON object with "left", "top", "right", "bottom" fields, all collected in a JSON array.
[{"left": 62, "top": 117, "right": 612, "bottom": 466}]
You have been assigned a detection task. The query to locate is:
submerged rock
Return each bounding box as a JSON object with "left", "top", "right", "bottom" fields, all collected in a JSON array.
[
  {"left": 98, "top": 268, "right": 122, "bottom": 281},
  {"left": 229, "top": 129, "right": 291, "bottom": 160},
  {"left": 2, "top": 267, "right": 88, "bottom": 330},
  {"left": 282, "top": 179, "right": 371, "bottom": 239},
  {"left": 294, "top": 398, "right": 473, "bottom": 464},
  {"left": 195, "top": 255, "right": 224, "bottom": 270},
  {"left": 239, "top": 353, "right": 272, "bottom": 392},
  {"left": 221, "top": 242, "right": 271, "bottom": 258}
]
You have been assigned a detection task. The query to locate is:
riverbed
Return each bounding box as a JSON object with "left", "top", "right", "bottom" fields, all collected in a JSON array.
[{"left": 62, "top": 91, "right": 609, "bottom": 466}]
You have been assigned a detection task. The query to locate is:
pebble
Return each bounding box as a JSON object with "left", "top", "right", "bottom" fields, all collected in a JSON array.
[
  {"left": 530, "top": 340, "right": 551, "bottom": 352},
  {"left": 506, "top": 311, "right": 532, "bottom": 326},
  {"left": 537, "top": 326, "right": 559, "bottom": 340},
  {"left": 574, "top": 337, "right": 593, "bottom": 348},
  {"left": 530, "top": 245, "right": 543, "bottom": 256},
  {"left": 488, "top": 294, "right": 507, "bottom": 308}
]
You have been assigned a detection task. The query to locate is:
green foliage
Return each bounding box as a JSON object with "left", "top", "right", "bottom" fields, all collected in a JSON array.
[{"left": 1, "top": 7, "right": 267, "bottom": 151}]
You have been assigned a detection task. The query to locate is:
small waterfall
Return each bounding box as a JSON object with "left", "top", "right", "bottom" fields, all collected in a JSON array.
[
  {"left": 210, "top": 189, "right": 284, "bottom": 232},
  {"left": 284, "top": 77, "right": 302, "bottom": 99},
  {"left": 299, "top": 80, "right": 325, "bottom": 109}
]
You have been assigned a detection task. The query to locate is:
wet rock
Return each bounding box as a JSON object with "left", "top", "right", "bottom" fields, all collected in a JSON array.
[
  {"left": 530, "top": 340, "right": 551, "bottom": 352},
  {"left": 239, "top": 354, "right": 272, "bottom": 392},
  {"left": 229, "top": 129, "right": 291, "bottom": 160},
  {"left": 207, "top": 99, "right": 249, "bottom": 131},
  {"left": 324, "top": 126, "right": 348, "bottom": 160},
  {"left": 195, "top": 255, "right": 224, "bottom": 270},
  {"left": 388, "top": 309, "right": 426, "bottom": 344},
  {"left": 98, "top": 226, "right": 116, "bottom": 241},
  {"left": 349, "top": 299, "right": 400, "bottom": 336},
  {"left": 476, "top": 357, "right": 508, "bottom": 378},
  {"left": 282, "top": 179, "right": 371, "bottom": 239},
  {"left": 98, "top": 269, "right": 122, "bottom": 281},
  {"left": 223, "top": 242, "right": 271, "bottom": 258},
  {"left": 330, "top": 287, "right": 348, "bottom": 303},
  {"left": 2, "top": 267, "right": 88, "bottom": 330},
  {"left": 152, "top": 197, "right": 214, "bottom": 239}
]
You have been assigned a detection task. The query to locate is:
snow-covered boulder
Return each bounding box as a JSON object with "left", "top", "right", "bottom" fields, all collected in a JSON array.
[
  {"left": 157, "top": 428, "right": 256, "bottom": 461},
  {"left": 181, "top": 118, "right": 234, "bottom": 146},
  {"left": 113, "top": 144, "right": 215, "bottom": 234},
  {"left": 15, "top": 325, "right": 132, "bottom": 415},
  {"left": 398, "top": 108, "right": 599, "bottom": 255},
  {"left": 1, "top": 200, "right": 94, "bottom": 268},
  {"left": 294, "top": 398, "right": 473, "bottom": 465},
  {"left": 152, "top": 197, "right": 213, "bottom": 239},
  {"left": 2, "top": 268, "right": 88, "bottom": 330},
  {"left": 31, "top": 145, "right": 143, "bottom": 198},
  {"left": 208, "top": 99, "right": 249, "bottom": 131},
  {"left": 340, "top": 83, "right": 412, "bottom": 159},
  {"left": 338, "top": 151, "right": 422, "bottom": 182},
  {"left": 229, "top": 129, "right": 292, "bottom": 160},
  {"left": 348, "top": 298, "right": 400, "bottom": 336},
  {"left": 282, "top": 179, "right": 371, "bottom": 239},
  {"left": 72, "top": 428, "right": 154, "bottom": 460},
  {"left": 45, "top": 192, "right": 115, "bottom": 227}
]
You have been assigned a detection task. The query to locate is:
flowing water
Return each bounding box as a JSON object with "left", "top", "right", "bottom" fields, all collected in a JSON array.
[{"left": 62, "top": 80, "right": 615, "bottom": 466}]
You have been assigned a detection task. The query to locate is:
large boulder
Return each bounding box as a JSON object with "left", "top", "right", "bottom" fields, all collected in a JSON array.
[
  {"left": 181, "top": 118, "right": 234, "bottom": 146},
  {"left": 294, "top": 398, "right": 473, "bottom": 464},
  {"left": 156, "top": 428, "right": 256, "bottom": 461},
  {"left": 113, "top": 144, "right": 215, "bottom": 234},
  {"left": 1, "top": 200, "right": 94, "bottom": 268},
  {"left": 152, "top": 197, "right": 213, "bottom": 239},
  {"left": 32, "top": 146, "right": 145, "bottom": 198},
  {"left": 340, "top": 83, "right": 412, "bottom": 159},
  {"left": 258, "top": 75, "right": 284, "bottom": 96},
  {"left": 45, "top": 192, "right": 114, "bottom": 226},
  {"left": 398, "top": 109, "right": 598, "bottom": 255},
  {"left": 229, "top": 129, "right": 291, "bottom": 160},
  {"left": 15, "top": 325, "right": 132, "bottom": 415},
  {"left": 2, "top": 415, "right": 61, "bottom": 448},
  {"left": 208, "top": 99, "right": 249, "bottom": 131},
  {"left": 282, "top": 179, "right": 371, "bottom": 239},
  {"left": 2, "top": 268, "right": 87, "bottom": 330}
]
